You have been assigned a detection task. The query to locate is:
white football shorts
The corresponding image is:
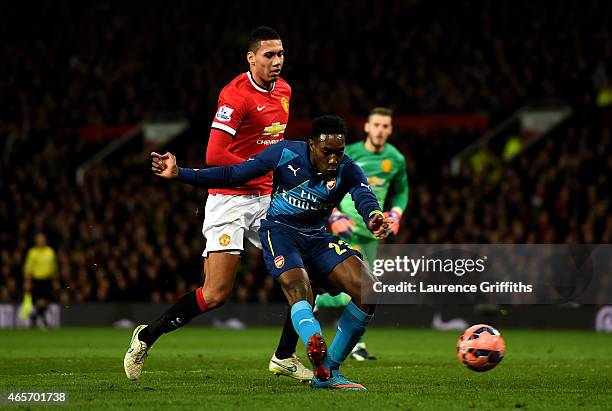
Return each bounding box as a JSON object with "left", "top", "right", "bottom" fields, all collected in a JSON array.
[{"left": 201, "top": 194, "right": 271, "bottom": 257}]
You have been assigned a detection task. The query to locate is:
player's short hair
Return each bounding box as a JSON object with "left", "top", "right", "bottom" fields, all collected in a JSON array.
[
  {"left": 310, "top": 115, "right": 348, "bottom": 141},
  {"left": 369, "top": 107, "right": 393, "bottom": 118},
  {"left": 248, "top": 26, "right": 281, "bottom": 52}
]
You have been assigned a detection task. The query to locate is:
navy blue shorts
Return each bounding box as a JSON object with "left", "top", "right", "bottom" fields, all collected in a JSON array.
[{"left": 258, "top": 221, "right": 362, "bottom": 280}]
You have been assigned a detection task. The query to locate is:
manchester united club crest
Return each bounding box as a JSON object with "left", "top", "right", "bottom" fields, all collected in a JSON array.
[
  {"left": 381, "top": 159, "right": 393, "bottom": 173},
  {"left": 280, "top": 96, "right": 289, "bottom": 113},
  {"left": 274, "top": 255, "right": 285, "bottom": 268},
  {"left": 219, "top": 234, "right": 231, "bottom": 246},
  {"left": 326, "top": 179, "right": 337, "bottom": 190}
]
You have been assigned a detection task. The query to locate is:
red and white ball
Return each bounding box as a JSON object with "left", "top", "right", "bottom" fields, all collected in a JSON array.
[{"left": 456, "top": 324, "right": 506, "bottom": 372}]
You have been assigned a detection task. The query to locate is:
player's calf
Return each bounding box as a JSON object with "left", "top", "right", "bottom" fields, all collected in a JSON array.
[
  {"left": 201, "top": 284, "right": 233, "bottom": 310},
  {"left": 137, "top": 287, "right": 208, "bottom": 347},
  {"left": 201, "top": 252, "right": 240, "bottom": 309}
]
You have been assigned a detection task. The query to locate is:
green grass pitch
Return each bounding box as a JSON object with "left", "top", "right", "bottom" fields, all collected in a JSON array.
[{"left": 1, "top": 327, "right": 611, "bottom": 410}]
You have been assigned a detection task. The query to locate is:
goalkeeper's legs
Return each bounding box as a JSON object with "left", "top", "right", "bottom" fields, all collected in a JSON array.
[
  {"left": 353, "top": 239, "right": 379, "bottom": 268},
  {"left": 315, "top": 292, "right": 351, "bottom": 308}
]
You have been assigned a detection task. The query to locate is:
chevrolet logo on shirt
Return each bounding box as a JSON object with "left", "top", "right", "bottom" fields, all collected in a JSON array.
[
  {"left": 367, "top": 176, "right": 386, "bottom": 187},
  {"left": 263, "top": 122, "right": 287, "bottom": 137}
]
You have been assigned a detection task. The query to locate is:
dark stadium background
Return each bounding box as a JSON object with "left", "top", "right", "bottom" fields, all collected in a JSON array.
[{"left": 1, "top": 1, "right": 610, "bottom": 326}]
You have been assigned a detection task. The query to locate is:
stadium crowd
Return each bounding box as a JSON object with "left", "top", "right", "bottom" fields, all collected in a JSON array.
[
  {"left": 399, "top": 112, "right": 611, "bottom": 245},
  {"left": 1, "top": 1, "right": 611, "bottom": 303},
  {"left": 1, "top": 1, "right": 610, "bottom": 128}
]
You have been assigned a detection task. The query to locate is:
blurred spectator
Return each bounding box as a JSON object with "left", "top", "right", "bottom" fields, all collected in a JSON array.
[
  {"left": 469, "top": 142, "right": 502, "bottom": 181},
  {"left": 502, "top": 135, "right": 523, "bottom": 162},
  {"left": 22, "top": 232, "right": 58, "bottom": 327}
]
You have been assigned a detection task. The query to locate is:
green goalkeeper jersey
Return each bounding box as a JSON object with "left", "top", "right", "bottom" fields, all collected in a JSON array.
[{"left": 339, "top": 141, "right": 409, "bottom": 241}]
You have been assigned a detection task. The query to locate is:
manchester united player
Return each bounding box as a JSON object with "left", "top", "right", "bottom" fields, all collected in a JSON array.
[{"left": 124, "top": 26, "right": 310, "bottom": 381}]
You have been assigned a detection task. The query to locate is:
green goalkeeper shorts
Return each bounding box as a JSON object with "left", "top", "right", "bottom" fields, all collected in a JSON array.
[{"left": 315, "top": 292, "right": 351, "bottom": 308}]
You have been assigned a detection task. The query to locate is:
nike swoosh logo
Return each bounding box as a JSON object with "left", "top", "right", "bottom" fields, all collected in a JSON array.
[
  {"left": 257, "top": 106, "right": 266, "bottom": 111},
  {"left": 271, "top": 360, "right": 297, "bottom": 373}
]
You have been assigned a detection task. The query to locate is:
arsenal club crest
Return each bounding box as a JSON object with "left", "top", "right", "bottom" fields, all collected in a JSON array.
[
  {"left": 326, "top": 179, "right": 337, "bottom": 190},
  {"left": 274, "top": 255, "right": 285, "bottom": 268}
]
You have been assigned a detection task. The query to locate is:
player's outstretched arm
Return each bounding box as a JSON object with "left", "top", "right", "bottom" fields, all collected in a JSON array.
[{"left": 150, "top": 142, "right": 283, "bottom": 188}]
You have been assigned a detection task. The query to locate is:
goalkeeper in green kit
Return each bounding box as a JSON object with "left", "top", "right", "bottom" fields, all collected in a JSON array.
[
  {"left": 328, "top": 107, "right": 408, "bottom": 265},
  {"left": 268, "top": 108, "right": 408, "bottom": 373}
]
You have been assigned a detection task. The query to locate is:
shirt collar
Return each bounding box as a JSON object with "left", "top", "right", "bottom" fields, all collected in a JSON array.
[{"left": 247, "top": 71, "right": 275, "bottom": 93}]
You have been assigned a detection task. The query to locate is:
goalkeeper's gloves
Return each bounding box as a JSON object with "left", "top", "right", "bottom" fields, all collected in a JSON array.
[
  {"left": 383, "top": 208, "right": 402, "bottom": 236},
  {"left": 328, "top": 208, "right": 355, "bottom": 238}
]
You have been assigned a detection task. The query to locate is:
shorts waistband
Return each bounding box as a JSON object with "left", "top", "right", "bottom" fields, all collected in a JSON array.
[{"left": 209, "top": 193, "right": 271, "bottom": 199}]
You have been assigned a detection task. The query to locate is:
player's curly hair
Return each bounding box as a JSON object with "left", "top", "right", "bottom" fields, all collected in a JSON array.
[
  {"left": 310, "top": 115, "right": 348, "bottom": 140},
  {"left": 248, "top": 26, "right": 281, "bottom": 52}
]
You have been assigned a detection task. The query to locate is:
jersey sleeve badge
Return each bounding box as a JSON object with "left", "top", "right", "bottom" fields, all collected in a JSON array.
[{"left": 215, "top": 105, "right": 234, "bottom": 122}]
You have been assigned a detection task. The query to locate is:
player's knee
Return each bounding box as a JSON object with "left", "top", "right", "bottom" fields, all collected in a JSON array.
[
  {"left": 349, "top": 264, "right": 378, "bottom": 308},
  {"left": 279, "top": 273, "right": 313, "bottom": 305},
  {"left": 202, "top": 286, "right": 232, "bottom": 309},
  {"left": 285, "top": 283, "right": 312, "bottom": 305},
  {"left": 358, "top": 302, "right": 376, "bottom": 315}
]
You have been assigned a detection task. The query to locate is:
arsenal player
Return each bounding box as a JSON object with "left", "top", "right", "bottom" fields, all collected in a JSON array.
[{"left": 124, "top": 26, "right": 311, "bottom": 382}]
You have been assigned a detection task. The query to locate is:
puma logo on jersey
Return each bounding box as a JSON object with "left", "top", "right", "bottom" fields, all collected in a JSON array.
[
  {"left": 361, "top": 182, "right": 372, "bottom": 191},
  {"left": 288, "top": 165, "right": 300, "bottom": 176},
  {"left": 299, "top": 318, "right": 315, "bottom": 326},
  {"left": 256, "top": 106, "right": 266, "bottom": 111}
]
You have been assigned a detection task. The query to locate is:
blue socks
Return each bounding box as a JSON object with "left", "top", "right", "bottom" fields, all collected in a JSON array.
[
  {"left": 291, "top": 300, "right": 373, "bottom": 373},
  {"left": 325, "top": 301, "right": 373, "bottom": 369},
  {"left": 290, "top": 300, "right": 322, "bottom": 346}
]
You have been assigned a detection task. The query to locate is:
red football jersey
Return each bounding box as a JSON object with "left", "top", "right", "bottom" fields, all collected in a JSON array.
[{"left": 208, "top": 71, "right": 291, "bottom": 195}]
